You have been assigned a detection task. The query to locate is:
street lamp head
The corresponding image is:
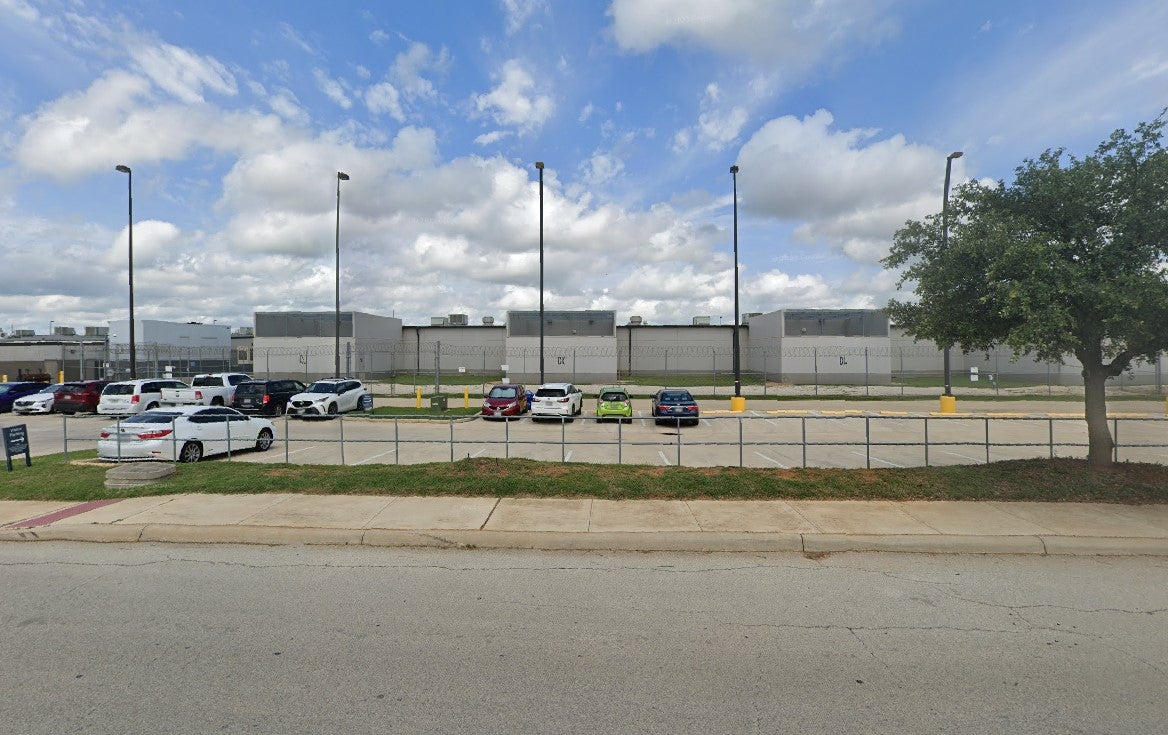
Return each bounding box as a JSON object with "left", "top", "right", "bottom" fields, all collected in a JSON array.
[
  {"left": 948, "top": 151, "right": 964, "bottom": 160},
  {"left": 337, "top": 171, "right": 350, "bottom": 181},
  {"left": 115, "top": 164, "right": 131, "bottom": 174},
  {"left": 534, "top": 161, "right": 544, "bottom": 170},
  {"left": 730, "top": 165, "right": 739, "bottom": 174}
]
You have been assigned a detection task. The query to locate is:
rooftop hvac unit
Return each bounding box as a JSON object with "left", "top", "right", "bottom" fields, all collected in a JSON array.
[
  {"left": 85, "top": 326, "right": 110, "bottom": 336},
  {"left": 54, "top": 326, "right": 77, "bottom": 336},
  {"left": 448, "top": 313, "right": 469, "bottom": 326},
  {"left": 13, "top": 329, "right": 35, "bottom": 337},
  {"left": 482, "top": 316, "right": 495, "bottom": 325},
  {"left": 431, "top": 316, "right": 448, "bottom": 326},
  {"left": 692, "top": 316, "right": 711, "bottom": 326},
  {"left": 628, "top": 316, "right": 643, "bottom": 325}
]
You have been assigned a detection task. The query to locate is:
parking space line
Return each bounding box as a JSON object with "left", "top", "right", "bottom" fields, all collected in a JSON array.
[
  {"left": 657, "top": 450, "right": 671, "bottom": 466},
  {"left": 753, "top": 451, "right": 788, "bottom": 468},
  {"left": 565, "top": 450, "right": 573, "bottom": 462},
  {"left": 702, "top": 418, "right": 712, "bottom": 427},
  {"left": 850, "top": 451, "right": 905, "bottom": 468},
  {"left": 354, "top": 449, "right": 397, "bottom": 465},
  {"left": 937, "top": 449, "right": 984, "bottom": 464}
]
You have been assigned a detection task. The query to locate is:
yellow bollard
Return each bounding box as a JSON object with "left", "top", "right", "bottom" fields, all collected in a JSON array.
[
  {"left": 58, "top": 370, "right": 65, "bottom": 383},
  {"left": 939, "top": 395, "right": 957, "bottom": 414},
  {"left": 729, "top": 396, "right": 746, "bottom": 413},
  {"left": 1, "top": 374, "right": 6, "bottom": 382},
  {"left": 415, "top": 386, "right": 422, "bottom": 409},
  {"left": 464, "top": 386, "right": 469, "bottom": 409}
]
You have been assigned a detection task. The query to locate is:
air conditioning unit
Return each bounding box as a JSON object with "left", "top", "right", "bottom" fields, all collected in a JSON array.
[
  {"left": 628, "top": 316, "right": 643, "bottom": 325},
  {"left": 85, "top": 326, "right": 109, "bottom": 336},
  {"left": 13, "top": 329, "right": 35, "bottom": 337},
  {"left": 431, "top": 316, "right": 448, "bottom": 326},
  {"left": 54, "top": 326, "right": 77, "bottom": 336},
  {"left": 692, "top": 316, "right": 710, "bottom": 326},
  {"left": 448, "top": 313, "right": 469, "bottom": 326},
  {"left": 482, "top": 316, "right": 495, "bottom": 325}
]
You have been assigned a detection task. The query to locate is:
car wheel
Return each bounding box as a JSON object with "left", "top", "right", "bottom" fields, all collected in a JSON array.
[
  {"left": 211, "top": 397, "right": 224, "bottom": 406},
  {"left": 146, "top": 402, "right": 160, "bottom": 410},
  {"left": 178, "top": 441, "right": 203, "bottom": 463},
  {"left": 62, "top": 411, "right": 75, "bottom": 416},
  {"left": 255, "top": 428, "right": 274, "bottom": 452}
]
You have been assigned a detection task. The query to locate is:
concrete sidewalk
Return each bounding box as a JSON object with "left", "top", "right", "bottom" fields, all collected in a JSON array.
[{"left": 2, "top": 494, "right": 1167, "bottom": 555}]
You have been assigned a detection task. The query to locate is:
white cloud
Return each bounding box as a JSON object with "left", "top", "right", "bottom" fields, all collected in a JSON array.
[
  {"left": 128, "top": 42, "right": 236, "bottom": 104},
  {"left": 474, "top": 130, "right": 511, "bottom": 146},
  {"left": 610, "top": 0, "right": 899, "bottom": 65},
  {"left": 501, "top": 0, "right": 547, "bottom": 34},
  {"left": 392, "top": 41, "right": 450, "bottom": 101},
  {"left": 472, "top": 59, "right": 554, "bottom": 130},
  {"left": 369, "top": 29, "right": 390, "bottom": 45},
  {"left": 365, "top": 82, "right": 404, "bottom": 121},
  {"left": 737, "top": 109, "right": 949, "bottom": 263},
  {"left": 313, "top": 68, "right": 352, "bottom": 109}
]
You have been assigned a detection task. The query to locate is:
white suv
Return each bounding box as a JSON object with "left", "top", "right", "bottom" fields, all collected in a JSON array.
[
  {"left": 97, "top": 379, "right": 191, "bottom": 416},
  {"left": 530, "top": 383, "right": 583, "bottom": 420},
  {"left": 286, "top": 378, "right": 369, "bottom": 418}
]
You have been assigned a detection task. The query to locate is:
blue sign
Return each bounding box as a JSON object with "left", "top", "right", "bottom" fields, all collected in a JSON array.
[{"left": 359, "top": 393, "right": 374, "bottom": 411}]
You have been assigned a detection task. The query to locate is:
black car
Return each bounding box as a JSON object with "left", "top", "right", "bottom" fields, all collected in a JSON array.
[
  {"left": 650, "top": 388, "right": 700, "bottom": 426},
  {"left": 232, "top": 379, "right": 308, "bottom": 416}
]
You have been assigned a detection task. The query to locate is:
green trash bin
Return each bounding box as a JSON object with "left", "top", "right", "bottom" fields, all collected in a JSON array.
[{"left": 429, "top": 395, "right": 448, "bottom": 412}]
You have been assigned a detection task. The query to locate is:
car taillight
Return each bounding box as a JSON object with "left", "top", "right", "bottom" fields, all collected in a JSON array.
[
  {"left": 195, "top": 390, "right": 203, "bottom": 400},
  {"left": 558, "top": 397, "right": 569, "bottom": 403},
  {"left": 137, "top": 429, "right": 173, "bottom": 440},
  {"left": 100, "top": 431, "right": 111, "bottom": 438},
  {"left": 262, "top": 394, "right": 270, "bottom": 404},
  {"left": 131, "top": 395, "right": 139, "bottom": 403}
]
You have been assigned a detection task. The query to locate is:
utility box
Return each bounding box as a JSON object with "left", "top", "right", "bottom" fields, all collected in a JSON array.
[{"left": 429, "top": 395, "right": 448, "bottom": 411}]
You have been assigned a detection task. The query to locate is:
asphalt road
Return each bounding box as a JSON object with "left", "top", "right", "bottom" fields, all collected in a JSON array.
[
  {"left": 5, "top": 399, "right": 1167, "bottom": 468},
  {"left": 1, "top": 543, "right": 1165, "bottom": 734}
]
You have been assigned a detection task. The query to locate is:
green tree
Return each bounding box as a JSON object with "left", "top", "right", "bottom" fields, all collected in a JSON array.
[{"left": 884, "top": 116, "right": 1168, "bottom": 466}]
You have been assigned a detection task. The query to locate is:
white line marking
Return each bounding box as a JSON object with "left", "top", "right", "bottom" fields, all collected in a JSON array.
[
  {"left": 850, "top": 450, "right": 905, "bottom": 468},
  {"left": 354, "top": 449, "right": 398, "bottom": 465},
  {"left": 565, "top": 450, "right": 573, "bottom": 462},
  {"left": 702, "top": 418, "right": 712, "bottom": 427},
  {"left": 937, "top": 449, "right": 984, "bottom": 464},
  {"left": 470, "top": 448, "right": 487, "bottom": 458},
  {"left": 753, "top": 451, "right": 788, "bottom": 468},
  {"left": 657, "top": 450, "right": 671, "bottom": 466}
]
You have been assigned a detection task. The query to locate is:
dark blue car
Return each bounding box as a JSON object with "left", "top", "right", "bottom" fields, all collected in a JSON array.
[{"left": 0, "top": 381, "right": 51, "bottom": 413}]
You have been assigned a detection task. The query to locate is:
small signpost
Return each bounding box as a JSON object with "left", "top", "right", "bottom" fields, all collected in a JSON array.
[
  {"left": 359, "top": 393, "right": 374, "bottom": 412},
  {"left": 3, "top": 424, "right": 31, "bottom": 471}
]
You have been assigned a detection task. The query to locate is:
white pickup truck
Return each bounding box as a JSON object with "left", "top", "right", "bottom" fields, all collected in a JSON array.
[{"left": 160, "top": 373, "right": 252, "bottom": 406}]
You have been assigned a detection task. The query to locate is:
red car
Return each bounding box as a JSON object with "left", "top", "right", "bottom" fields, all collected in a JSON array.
[
  {"left": 53, "top": 380, "right": 111, "bottom": 414},
  {"left": 481, "top": 383, "right": 528, "bottom": 418}
]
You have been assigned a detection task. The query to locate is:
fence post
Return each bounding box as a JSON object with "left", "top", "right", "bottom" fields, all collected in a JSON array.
[
  {"left": 561, "top": 417, "right": 567, "bottom": 463},
  {"left": 923, "top": 416, "right": 929, "bottom": 467},
  {"left": 676, "top": 417, "right": 682, "bottom": 467},
  {"left": 1113, "top": 418, "right": 1119, "bottom": 463},
  {"left": 738, "top": 416, "right": 743, "bottom": 468},
  {"left": 864, "top": 347, "right": 870, "bottom": 397},
  {"left": 1049, "top": 418, "right": 1054, "bottom": 459},
  {"left": 763, "top": 351, "right": 768, "bottom": 396},
  {"left": 284, "top": 415, "right": 290, "bottom": 463},
  {"left": 617, "top": 418, "right": 622, "bottom": 465},
  {"left": 801, "top": 416, "right": 807, "bottom": 468},
  {"left": 226, "top": 416, "right": 233, "bottom": 460},
  {"left": 505, "top": 416, "right": 510, "bottom": 459},
  {"left": 394, "top": 417, "right": 400, "bottom": 465},
  {"left": 712, "top": 347, "right": 717, "bottom": 396},
  {"left": 62, "top": 414, "right": 69, "bottom": 462},
  {"left": 813, "top": 348, "right": 819, "bottom": 397},
  {"left": 984, "top": 417, "right": 990, "bottom": 464},
  {"left": 449, "top": 417, "right": 454, "bottom": 463},
  {"left": 865, "top": 416, "right": 871, "bottom": 469},
  {"left": 338, "top": 415, "right": 344, "bottom": 465}
]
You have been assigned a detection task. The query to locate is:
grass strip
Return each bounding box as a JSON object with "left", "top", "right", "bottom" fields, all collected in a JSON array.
[{"left": 4, "top": 453, "right": 1166, "bottom": 505}]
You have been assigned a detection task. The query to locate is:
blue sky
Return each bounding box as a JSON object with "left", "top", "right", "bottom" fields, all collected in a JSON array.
[{"left": 2, "top": 0, "right": 1166, "bottom": 334}]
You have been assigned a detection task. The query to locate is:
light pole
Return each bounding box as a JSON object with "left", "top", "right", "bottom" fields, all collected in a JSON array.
[
  {"left": 941, "top": 150, "right": 963, "bottom": 402},
  {"left": 334, "top": 171, "right": 350, "bottom": 379},
  {"left": 535, "top": 161, "right": 545, "bottom": 384},
  {"left": 115, "top": 164, "right": 136, "bottom": 379},
  {"left": 730, "top": 164, "right": 741, "bottom": 399},
  {"left": 49, "top": 320, "right": 54, "bottom": 337}
]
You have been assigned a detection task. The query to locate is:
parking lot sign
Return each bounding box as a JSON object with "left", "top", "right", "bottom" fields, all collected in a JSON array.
[{"left": 3, "top": 424, "right": 31, "bottom": 471}]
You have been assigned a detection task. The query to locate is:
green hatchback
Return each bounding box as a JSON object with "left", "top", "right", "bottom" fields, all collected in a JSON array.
[{"left": 596, "top": 387, "right": 633, "bottom": 422}]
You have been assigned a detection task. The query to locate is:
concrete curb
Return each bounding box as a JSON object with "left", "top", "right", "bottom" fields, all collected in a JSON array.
[{"left": 3, "top": 524, "right": 1168, "bottom": 555}]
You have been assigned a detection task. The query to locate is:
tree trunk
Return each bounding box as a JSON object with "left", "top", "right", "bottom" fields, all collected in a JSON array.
[{"left": 1082, "top": 367, "right": 1114, "bottom": 466}]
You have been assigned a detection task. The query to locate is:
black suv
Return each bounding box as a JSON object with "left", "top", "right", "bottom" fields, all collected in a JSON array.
[{"left": 232, "top": 379, "right": 307, "bottom": 416}]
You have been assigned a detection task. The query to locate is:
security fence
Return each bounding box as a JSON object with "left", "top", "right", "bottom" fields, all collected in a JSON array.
[
  {"left": 64, "top": 413, "right": 1168, "bottom": 469},
  {"left": 240, "top": 343, "right": 1166, "bottom": 398}
]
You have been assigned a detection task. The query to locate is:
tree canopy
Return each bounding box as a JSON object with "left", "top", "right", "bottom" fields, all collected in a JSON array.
[{"left": 883, "top": 115, "right": 1168, "bottom": 465}]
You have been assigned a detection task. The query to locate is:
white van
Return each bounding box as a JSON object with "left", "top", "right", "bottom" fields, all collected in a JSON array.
[{"left": 97, "top": 379, "right": 190, "bottom": 416}]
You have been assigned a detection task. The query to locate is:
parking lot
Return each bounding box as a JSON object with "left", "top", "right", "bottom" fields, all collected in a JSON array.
[{"left": 5, "top": 399, "right": 1167, "bottom": 469}]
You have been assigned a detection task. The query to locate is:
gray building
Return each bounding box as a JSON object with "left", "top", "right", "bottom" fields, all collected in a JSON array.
[{"left": 251, "top": 311, "right": 403, "bottom": 379}]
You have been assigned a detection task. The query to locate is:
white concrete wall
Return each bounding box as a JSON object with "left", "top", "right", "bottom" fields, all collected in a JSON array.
[{"left": 503, "top": 336, "right": 618, "bottom": 383}]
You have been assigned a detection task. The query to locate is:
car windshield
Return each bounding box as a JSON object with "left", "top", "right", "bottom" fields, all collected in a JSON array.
[
  {"left": 62, "top": 383, "right": 86, "bottom": 391},
  {"left": 659, "top": 391, "right": 693, "bottom": 402},
  {"left": 601, "top": 392, "right": 627, "bottom": 402},
  {"left": 489, "top": 386, "right": 518, "bottom": 399},
  {"left": 306, "top": 383, "right": 340, "bottom": 394},
  {"left": 103, "top": 384, "right": 135, "bottom": 395},
  {"left": 192, "top": 376, "right": 221, "bottom": 387},
  {"left": 235, "top": 384, "right": 265, "bottom": 396},
  {"left": 536, "top": 388, "right": 565, "bottom": 397}
]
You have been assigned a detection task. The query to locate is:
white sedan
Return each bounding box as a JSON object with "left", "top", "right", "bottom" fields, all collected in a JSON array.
[
  {"left": 98, "top": 406, "right": 275, "bottom": 463},
  {"left": 12, "top": 384, "right": 66, "bottom": 414}
]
